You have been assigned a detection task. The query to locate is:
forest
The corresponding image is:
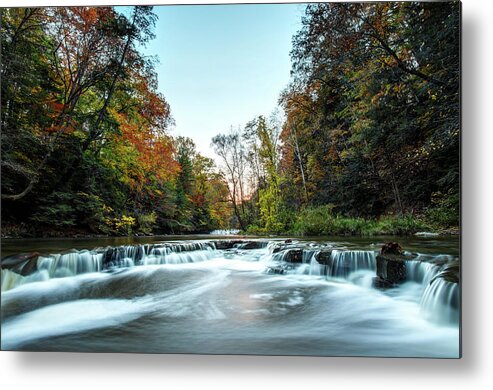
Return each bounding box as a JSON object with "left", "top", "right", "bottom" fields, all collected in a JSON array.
[{"left": 1, "top": 2, "right": 460, "bottom": 237}]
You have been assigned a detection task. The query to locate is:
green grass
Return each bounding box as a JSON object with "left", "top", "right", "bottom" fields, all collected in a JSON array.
[{"left": 285, "top": 205, "right": 431, "bottom": 236}]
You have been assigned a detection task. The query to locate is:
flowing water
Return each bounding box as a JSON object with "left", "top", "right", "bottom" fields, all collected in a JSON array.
[{"left": 0, "top": 235, "right": 460, "bottom": 357}]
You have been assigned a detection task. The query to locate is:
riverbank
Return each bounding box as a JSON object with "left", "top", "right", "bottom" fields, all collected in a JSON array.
[
  {"left": 1, "top": 220, "right": 459, "bottom": 240},
  {"left": 246, "top": 209, "right": 459, "bottom": 237}
]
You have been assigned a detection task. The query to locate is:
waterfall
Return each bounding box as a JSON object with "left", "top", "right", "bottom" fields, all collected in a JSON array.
[
  {"left": 1, "top": 241, "right": 218, "bottom": 292},
  {"left": 294, "top": 252, "right": 323, "bottom": 276},
  {"left": 37, "top": 250, "right": 104, "bottom": 278},
  {"left": 405, "top": 260, "right": 443, "bottom": 285},
  {"left": 326, "top": 250, "right": 376, "bottom": 278},
  {"left": 308, "top": 254, "right": 323, "bottom": 276},
  {"left": 420, "top": 277, "right": 459, "bottom": 325}
]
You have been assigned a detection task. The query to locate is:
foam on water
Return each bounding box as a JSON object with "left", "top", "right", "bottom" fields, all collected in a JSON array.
[
  {"left": 1, "top": 297, "right": 153, "bottom": 350},
  {"left": 0, "top": 239, "right": 460, "bottom": 356}
]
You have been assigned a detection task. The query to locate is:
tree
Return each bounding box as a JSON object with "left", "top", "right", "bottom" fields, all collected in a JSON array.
[{"left": 211, "top": 129, "right": 250, "bottom": 230}]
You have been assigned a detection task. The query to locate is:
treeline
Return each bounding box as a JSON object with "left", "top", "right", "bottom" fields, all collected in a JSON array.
[
  {"left": 1, "top": 6, "right": 232, "bottom": 237},
  {"left": 213, "top": 2, "right": 460, "bottom": 235}
]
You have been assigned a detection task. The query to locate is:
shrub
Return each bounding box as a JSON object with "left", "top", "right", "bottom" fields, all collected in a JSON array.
[
  {"left": 425, "top": 190, "right": 460, "bottom": 228},
  {"left": 136, "top": 212, "right": 157, "bottom": 234},
  {"left": 288, "top": 205, "right": 428, "bottom": 236}
]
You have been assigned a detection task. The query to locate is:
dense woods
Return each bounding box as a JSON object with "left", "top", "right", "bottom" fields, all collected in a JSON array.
[
  {"left": 1, "top": 2, "right": 460, "bottom": 237},
  {"left": 1, "top": 6, "right": 233, "bottom": 236},
  {"left": 212, "top": 1, "right": 460, "bottom": 235}
]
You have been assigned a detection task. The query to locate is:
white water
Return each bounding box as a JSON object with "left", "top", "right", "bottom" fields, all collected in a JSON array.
[
  {"left": 210, "top": 229, "right": 240, "bottom": 235},
  {"left": 1, "top": 240, "right": 460, "bottom": 357},
  {"left": 421, "top": 277, "right": 460, "bottom": 324}
]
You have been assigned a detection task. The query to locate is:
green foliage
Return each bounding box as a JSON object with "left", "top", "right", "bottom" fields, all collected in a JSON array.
[
  {"left": 136, "top": 212, "right": 157, "bottom": 235},
  {"left": 289, "top": 205, "right": 428, "bottom": 236},
  {"left": 1, "top": 6, "right": 233, "bottom": 237},
  {"left": 30, "top": 191, "right": 105, "bottom": 230},
  {"left": 30, "top": 193, "right": 77, "bottom": 228},
  {"left": 425, "top": 190, "right": 460, "bottom": 228},
  {"left": 274, "top": 1, "right": 460, "bottom": 230}
]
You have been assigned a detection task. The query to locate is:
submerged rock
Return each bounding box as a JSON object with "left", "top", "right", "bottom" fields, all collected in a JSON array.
[
  {"left": 265, "top": 265, "right": 286, "bottom": 275},
  {"left": 372, "top": 276, "right": 396, "bottom": 289}
]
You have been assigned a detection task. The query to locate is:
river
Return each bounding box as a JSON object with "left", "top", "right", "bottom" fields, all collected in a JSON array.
[{"left": 0, "top": 235, "right": 460, "bottom": 357}]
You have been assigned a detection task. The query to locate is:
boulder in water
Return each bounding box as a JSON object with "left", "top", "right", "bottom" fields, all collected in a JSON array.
[
  {"left": 436, "top": 260, "right": 460, "bottom": 284},
  {"left": 1, "top": 252, "right": 40, "bottom": 276},
  {"left": 381, "top": 242, "right": 403, "bottom": 255},
  {"left": 376, "top": 254, "right": 408, "bottom": 283},
  {"left": 214, "top": 240, "right": 244, "bottom": 250},
  {"left": 315, "top": 250, "right": 333, "bottom": 265},
  {"left": 283, "top": 248, "right": 303, "bottom": 263},
  {"left": 239, "top": 241, "right": 265, "bottom": 250}
]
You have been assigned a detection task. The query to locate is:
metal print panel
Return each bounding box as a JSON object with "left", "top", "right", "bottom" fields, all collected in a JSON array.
[{"left": 0, "top": 1, "right": 461, "bottom": 358}]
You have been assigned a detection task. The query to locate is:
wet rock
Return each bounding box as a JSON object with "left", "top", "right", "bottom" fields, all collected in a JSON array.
[
  {"left": 272, "top": 244, "right": 283, "bottom": 253},
  {"left": 372, "top": 276, "right": 396, "bottom": 289},
  {"left": 315, "top": 250, "right": 333, "bottom": 265},
  {"left": 238, "top": 241, "right": 265, "bottom": 250},
  {"left": 283, "top": 248, "right": 303, "bottom": 263},
  {"left": 436, "top": 260, "right": 460, "bottom": 284},
  {"left": 265, "top": 265, "right": 285, "bottom": 275},
  {"left": 376, "top": 254, "right": 409, "bottom": 283},
  {"left": 381, "top": 242, "right": 403, "bottom": 255},
  {"left": 214, "top": 240, "right": 245, "bottom": 250},
  {"left": 376, "top": 242, "right": 412, "bottom": 284},
  {"left": 1, "top": 252, "right": 40, "bottom": 276}
]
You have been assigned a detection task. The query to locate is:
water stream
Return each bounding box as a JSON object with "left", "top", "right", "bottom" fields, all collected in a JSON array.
[{"left": 0, "top": 236, "right": 460, "bottom": 357}]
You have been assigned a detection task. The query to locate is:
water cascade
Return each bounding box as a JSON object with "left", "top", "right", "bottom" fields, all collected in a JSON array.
[
  {"left": 421, "top": 277, "right": 459, "bottom": 324},
  {"left": 0, "top": 238, "right": 460, "bottom": 356},
  {"left": 326, "top": 250, "right": 377, "bottom": 278},
  {"left": 1, "top": 241, "right": 217, "bottom": 291}
]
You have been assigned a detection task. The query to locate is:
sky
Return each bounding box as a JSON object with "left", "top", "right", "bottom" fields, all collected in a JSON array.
[{"left": 141, "top": 3, "right": 306, "bottom": 159}]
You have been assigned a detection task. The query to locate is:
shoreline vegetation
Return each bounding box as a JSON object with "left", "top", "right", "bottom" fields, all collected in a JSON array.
[
  {"left": 1, "top": 4, "right": 459, "bottom": 241},
  {"left": 2, "top": 209, "right": 459, "bottom": 239}
]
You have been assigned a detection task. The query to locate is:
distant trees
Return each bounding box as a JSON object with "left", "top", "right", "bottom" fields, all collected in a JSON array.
[
  {"left": 1, "top": 6, "right": 232, "bottom": 236},
  {"left": 211, "top": 129, "right": 249, "bottom": 230}
]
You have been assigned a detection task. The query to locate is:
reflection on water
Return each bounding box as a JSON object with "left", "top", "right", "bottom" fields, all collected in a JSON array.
[
  {"left": 1, "top": 234, "right": 460, "bottom": 257},
  {"left": 1, "top": 236, "right": 460, "bottom": 357}
]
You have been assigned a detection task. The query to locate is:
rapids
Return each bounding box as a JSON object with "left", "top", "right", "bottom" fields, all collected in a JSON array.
[{"left": 0, "top": 238, "right": 460, "bottom": 357}]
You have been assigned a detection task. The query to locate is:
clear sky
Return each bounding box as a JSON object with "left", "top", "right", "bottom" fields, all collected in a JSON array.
[{"left": 142, "top": 3, "right": 306, "bottom": 159}]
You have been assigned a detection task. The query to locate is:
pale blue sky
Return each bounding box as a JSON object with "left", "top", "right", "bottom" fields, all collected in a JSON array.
[{"left": 142, "top": 3, "right": 306, "bottom": 159}]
